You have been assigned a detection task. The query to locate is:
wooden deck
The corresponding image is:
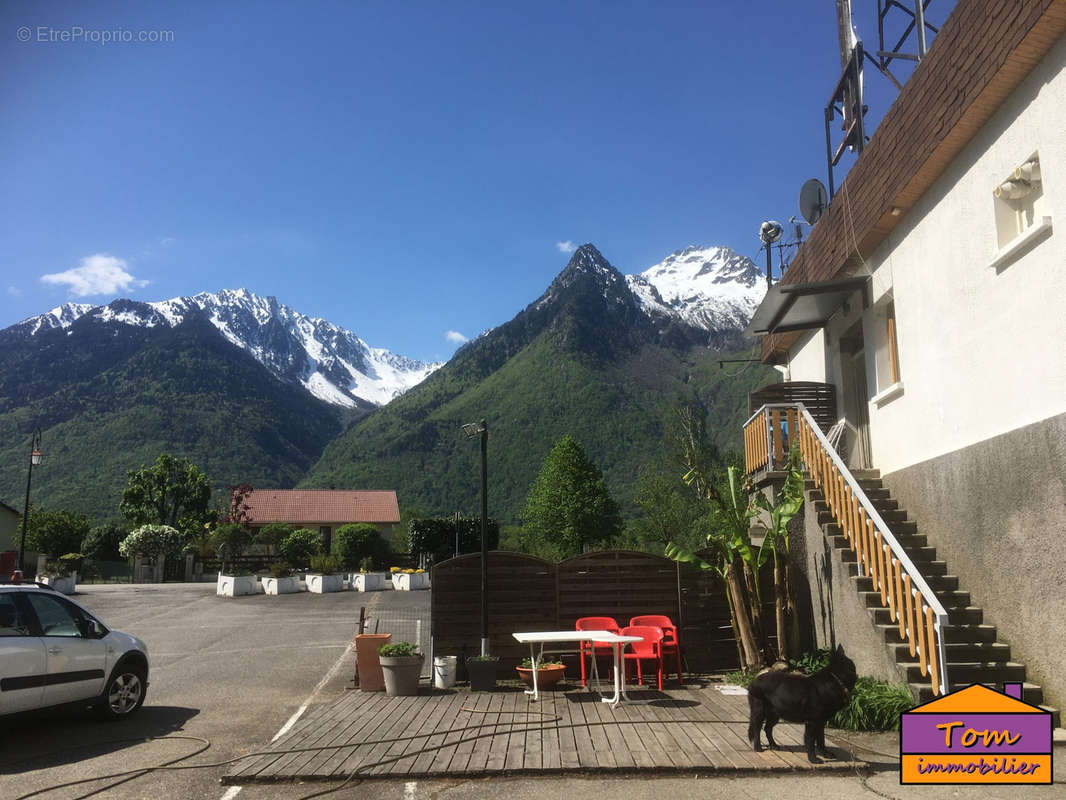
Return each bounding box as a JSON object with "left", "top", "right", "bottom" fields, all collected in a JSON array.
[{"left": 224, "top": 681, "right": 866, "bottom": 784}]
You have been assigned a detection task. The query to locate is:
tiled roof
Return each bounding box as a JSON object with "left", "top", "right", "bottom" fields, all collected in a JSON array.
[{"left": 244, "top": 490, "right": 400, "bottom": 525}]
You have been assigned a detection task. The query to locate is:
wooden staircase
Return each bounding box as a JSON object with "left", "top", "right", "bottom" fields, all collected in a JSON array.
[{"left": 806, "top": 470, "right": 1059, "bottom": 723}]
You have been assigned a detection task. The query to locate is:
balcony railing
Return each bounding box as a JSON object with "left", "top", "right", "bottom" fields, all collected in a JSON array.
[{"left": 743, "top": 403, "right": 949, "bottom": 696}]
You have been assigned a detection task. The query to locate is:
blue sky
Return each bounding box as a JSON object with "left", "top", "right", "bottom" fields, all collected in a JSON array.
[{"left": 0, "top": 1, "right": 940, "bottom": 362}]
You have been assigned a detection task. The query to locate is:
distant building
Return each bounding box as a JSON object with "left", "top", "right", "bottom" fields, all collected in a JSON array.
[{"left": 242, "top": 490, "right": 401, "bottom": 550}]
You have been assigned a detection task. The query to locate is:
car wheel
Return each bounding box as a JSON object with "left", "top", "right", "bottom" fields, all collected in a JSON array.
[{"left": 98, "top": 663, "right": 147, "bottom": 719}]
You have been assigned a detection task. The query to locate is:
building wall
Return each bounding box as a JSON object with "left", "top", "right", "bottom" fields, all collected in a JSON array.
[
  {"left": 883, "top": 412, "right": 1066, "bottom": 711},
  {"left": 0, "top": 505, "right": 18, "bottom": 552},
  {"left": 788, "top": 35, "right": 1065, "bottom": 476}
]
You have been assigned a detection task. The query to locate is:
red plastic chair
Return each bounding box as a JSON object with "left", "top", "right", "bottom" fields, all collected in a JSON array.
[
  {"left": 575, "top": 616, "right": 620, "bottom": 687},
  {"left": 630, "top": 614, "right": 682, "bottom": 684},
  {"left": 621, "top": 625, "right": 665, "bottom": 690}
]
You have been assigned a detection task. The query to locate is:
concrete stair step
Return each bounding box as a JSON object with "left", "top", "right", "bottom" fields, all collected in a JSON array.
[
  {"left": 891, "top": 641, "right": 1010, "bottom": 662},
  {"left": 872, "top": 605, "right": 982, "bottom": 625},
  {"left": 847, "top": 559, "right": 948, "bottom": 578},
  {"left": 941, "top": 624, "right": 999, "bottom": 643},
  {"left": 914, "top": 681, "right": 1045, "bottom": 708},
  {"left": 904, "top": 661, "right": 1027, "bottom": 684},
  {"left": 854, "top": 573, "right": 958, "bottom": 593},
  {"left": 858, "top": 589, "right": 971, "bottom": 610}
]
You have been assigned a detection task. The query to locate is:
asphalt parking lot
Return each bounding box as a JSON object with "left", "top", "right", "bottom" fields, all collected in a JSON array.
[
  {"left": 0, "top": 581, "right": 428, "bottom": 800},
  {"left": 2, "top": 584, "right": 1064, "bottom": 800}
]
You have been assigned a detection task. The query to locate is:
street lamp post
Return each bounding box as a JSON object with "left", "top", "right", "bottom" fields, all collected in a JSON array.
[
  {"left": 462, "top": 419, "right": 489, "bottom": 656},
  {"left": 16, "top": 429, "right": 43, "bottom": 577}
]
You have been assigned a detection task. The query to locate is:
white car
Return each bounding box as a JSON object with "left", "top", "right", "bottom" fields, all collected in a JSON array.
[{"left": 0, "top": 583, "right": 149, "bottom": 719}]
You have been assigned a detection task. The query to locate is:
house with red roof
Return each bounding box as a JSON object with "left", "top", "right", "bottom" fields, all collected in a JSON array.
[{"left": 242, "top": 490, "right": 401, "bottom": 550}]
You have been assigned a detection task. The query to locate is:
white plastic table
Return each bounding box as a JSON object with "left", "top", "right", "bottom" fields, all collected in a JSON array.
[{"left": 512, "top": 630, "right": 643, "bottom": 704}]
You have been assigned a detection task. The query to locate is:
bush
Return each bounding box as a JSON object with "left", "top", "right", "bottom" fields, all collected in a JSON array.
[
  {"left": 332, "top": 523, "right": 391, "bottom": 570},
  {"left": 208, "top": 523, "right": 252, "bottom": 561},
  {"left": 268, "top": 560, "right": 293, "bottom": 578},
  {"left": 255, "top": 523, "right": 294, "bottom": 553},
  {"left": 407, "top": 516, "right": 500, "bottom": 564},
  {"left": 82, "top": 524, "right": 128, "bottom": 561},
  {"left": 309, "top": 554, "right": 342, "bottom": 574},
  {"left": 26, "top": 509, "right": 92, "bottom": 557},
  {"left": 119, "top": 525, "right": 185, "bottom": 562},
  {"left": 830, "top": 677, "right": 914, "bottom": 731},
  {"left": 279, "top": 528, "right": 322, "bottom": 569}
]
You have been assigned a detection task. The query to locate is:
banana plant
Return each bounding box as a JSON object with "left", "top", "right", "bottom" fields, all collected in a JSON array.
[{"left": 754, "top": 447, "right": 805, "bottom": 660}]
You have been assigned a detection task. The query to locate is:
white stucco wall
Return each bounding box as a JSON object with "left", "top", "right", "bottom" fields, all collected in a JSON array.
[{"left": 787, "top": 34, "right": 1066, "bottom": 475}]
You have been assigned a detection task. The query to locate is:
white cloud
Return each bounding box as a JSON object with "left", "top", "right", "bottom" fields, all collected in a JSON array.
[
  {"left": 556, "top": 240, "right": 575, "bottom": 253},
  {"left": 159, "top": 236, "right": 176, "bottom": 247},
  {"left": 445, "top": 330, "right": 468, "bottom": 344},
  {"left": 7, "top": 285, "right": 21, "bottom": 297},
  {"left": 40, "top": 254, "right": 149, "bottom": 297}
]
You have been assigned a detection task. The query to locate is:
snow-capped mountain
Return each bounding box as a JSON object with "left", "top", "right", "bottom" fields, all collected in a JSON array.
[
  {"left": 15, "top": 289, "right": 440, "bottom": 408},
  {"left": 626, "top": 245, "right": 764, "bottom": 332}
]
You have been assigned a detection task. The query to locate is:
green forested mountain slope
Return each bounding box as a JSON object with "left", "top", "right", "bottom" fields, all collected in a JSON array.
[
  {"left": 301, "top": 245, "right": 775, "bottom": 521},
  {"left": 0, "top": 314, "right": 343, "bottom": 520}
]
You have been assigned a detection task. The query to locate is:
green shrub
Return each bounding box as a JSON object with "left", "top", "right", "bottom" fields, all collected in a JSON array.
[
  {"left": 26, "top": 509, "right": 93, "bottom": 557},
  {"left": 208, "top": 523, "right": 252, "bottom": 561},
  {"left": 309, "top": 553, "right": 342, "bottom": 574},
  {"left": 120, "top": 524, "right": 185, "bottom": 562},
  {"left": 268, "top": 560, "right": 292, "bottom": 578},
  {"left": 790, "top": 648, "right": 832, "bottom": 675},
  {"left": 255, "top": 523, "right": 294, "bottom": 553},
  {"left": 332, "top": 523, "right": 391, "bottom": 570},
  {"left": 520, "top": 656, "right": 564, "bottom": 668},
  {"left": 407, "top": 516, "right": 499, "bottom": 563},
  {"left": 81, "top": 523, "right": 128, "bottom": 561},
  {"left": 830, "top": 677, "right": 914, "bottom": 731},
  {"left": 279, "top": 528, "right": 322, "bottom": 568}
]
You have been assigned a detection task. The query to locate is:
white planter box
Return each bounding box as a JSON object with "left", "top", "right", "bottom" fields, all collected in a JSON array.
[
  {"left": 351, "top": 572, "right": 386, "bottom": 592},
  {"left": 307, "top": 573, "right": 345, "bottom": 593},
  {"left": 393, "top": 572, "right": 430, "bottom": 590},
  {"left": 217, "top": 573, "right": 257, "bottom": 597},
  {"left": 263, "top": 576, "right": 301, "bottom": 595},
  {"left": 37, "top": 574, "right": 76, "bottom": 595}
]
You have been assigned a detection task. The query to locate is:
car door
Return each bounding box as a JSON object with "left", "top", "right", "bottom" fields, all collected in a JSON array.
[
  {"left": 0, "top": 592, "right": 46, "bottom": 714},
  {"left": 24, "top": 592, "right": 107, "bottom": 707}
]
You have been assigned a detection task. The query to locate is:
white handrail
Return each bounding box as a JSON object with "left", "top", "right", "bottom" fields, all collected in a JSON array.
[{"left": 748, "top": 402, "right": 949, "bottom": 695}]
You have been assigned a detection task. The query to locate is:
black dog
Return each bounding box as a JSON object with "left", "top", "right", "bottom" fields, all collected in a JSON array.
[{"left": 747, "top": 645, "right": 857, "bottom": 763}]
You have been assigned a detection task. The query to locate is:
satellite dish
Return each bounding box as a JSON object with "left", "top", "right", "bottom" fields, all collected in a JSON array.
[
  {"left": 799, "top": 179, "right": 828, "bottom": 225},
  {"left": 759, "top": 220, "right": 783, "bottom": 244}
]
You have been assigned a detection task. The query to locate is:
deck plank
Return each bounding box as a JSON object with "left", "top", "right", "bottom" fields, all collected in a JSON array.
[{"left": 225, "top": 684, "right": 866, "bottom": 784}]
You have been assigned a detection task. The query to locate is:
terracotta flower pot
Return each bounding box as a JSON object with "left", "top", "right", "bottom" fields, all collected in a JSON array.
[{"left": 516, "top": 664, "right": 566, "bottom": 690}]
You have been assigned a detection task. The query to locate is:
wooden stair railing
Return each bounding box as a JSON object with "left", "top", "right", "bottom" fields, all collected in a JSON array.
[{"left": 743, "top": 402, "right": 950, "bottom": 696}]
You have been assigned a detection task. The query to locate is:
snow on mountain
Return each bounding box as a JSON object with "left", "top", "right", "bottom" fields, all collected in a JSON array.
[
  {"left": 15, "top": 289, "right": 440, "bottom": 409},
  {"left": 627, "top": 245, "right": 765, "bottom": 332}
]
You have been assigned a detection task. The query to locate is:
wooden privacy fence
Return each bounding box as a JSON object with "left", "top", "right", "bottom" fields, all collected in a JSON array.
[{"left": 431, "top": 550, "right": 773, "bottom": 673}]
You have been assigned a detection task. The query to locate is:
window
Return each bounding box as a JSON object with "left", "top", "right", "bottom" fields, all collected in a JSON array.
[
  {"left": 871, "top": 297, "right": 904, "bottom": 406},
  {"left": 0, "top": 594, "right": 30, "bottom": 637},
  {"left": 26, "top": 593, "right": 83, "bottom": 637},
  {"left": 992, "top": 152, "right": 1052, "bottom": 268}
]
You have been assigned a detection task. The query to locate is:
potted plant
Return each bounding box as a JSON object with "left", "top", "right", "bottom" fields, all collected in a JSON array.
[
  {"left": 36, "top": 552, "right": 82, "bottom": 595},
  {"left": 394, "top": 568, "right": 430, "bottom": 591},
  {"left": 516, "top": 656, "right": 567, "bottom": 690},
  {"left": 378, "top": 641, "right": 424, "bottom": 696},
  {"left": 351, "top": 556, "right": 385, "bottom": 592},
  {"left": 262, "top": 560, "right": 301, "bottom": 595},
  {"left": 307, "top": 554, "right": 345, "bottom": 593},
  {"left": 466, "top": 654, "right": 500, "bottom": 691},
  {"left": 279, "top": 527, "right": 323, "bottom": 588},
  {"left": 208, "top": 523, "right": 256, "bottom": 596}
]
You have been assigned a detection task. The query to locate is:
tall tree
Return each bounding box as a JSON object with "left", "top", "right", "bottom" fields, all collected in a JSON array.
[
  {"left": 119, "top": 454, "right": 212, "bottom": 533},
  {"left": 25, "top": 509, "right": 93, "bottom": 557},
  {"left": 521, "top": 435, "right": 622, "bottom": 559}
]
